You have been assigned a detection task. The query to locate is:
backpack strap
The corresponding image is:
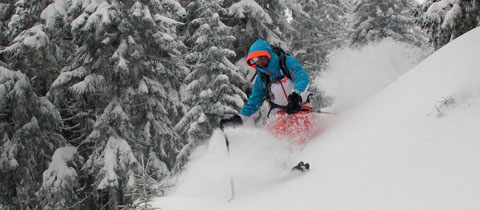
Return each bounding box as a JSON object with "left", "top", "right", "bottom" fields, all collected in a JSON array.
[
  {"left": 258, "top": 71, "right": 272, "bottom": 101},
  {"left": 257, "top": 71, "right": 279, "bottom": 115},
  {"left": 257, "top": 71, "right": 312, "bottom": 117}
]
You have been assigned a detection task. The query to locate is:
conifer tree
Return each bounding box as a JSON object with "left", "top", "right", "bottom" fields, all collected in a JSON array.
[
  {"left": 0, "top": 0, "right": 64, "bottom": 96},
  {"left": 227, "top": 0, "right": 295, "bottom": 47},
  {"left": 174, "top": 0, "right": 246, "bottom": 172},
  {"left": 287, "top": 0, "right": 352, "bottom": 109},
  {"left": 39, "top": 0, "right": 187, "bottom": 208},
  {"left": 413, "top": 0, "right": 480, "bottom": 49},
  {"left": 81, "top": 98, "right": 141, "bottom": 209},
  {"left": 2, "top": 0, "right": 189, "bottom": 208},
  {"left": 0, "top": 66, "right": 65, "bottom": 209},
  {"left": 290, "top": 0, "right": 351, "bottom": 71},
  {"left": 350, "top": 0, "right": 426, "bottom": 47},
  {"left": 121, "top": 158, "right": 158, "bottom": 210},
  {"left": 0, "top": 2, "right": 14, "bottom": 46},
  {"left": 2, "top": 0, "right": 49, "bottom": 41},
  {"left": 37, "top": 146, "right": 84, "bottom": 209}
]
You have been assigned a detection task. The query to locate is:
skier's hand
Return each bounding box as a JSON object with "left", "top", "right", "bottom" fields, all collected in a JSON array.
[
  {"left": 286, "top": 92, "right": 302, "bottom": 114},
  {"left": 220, "top": 114, "right": 243, "bottom": 129}
]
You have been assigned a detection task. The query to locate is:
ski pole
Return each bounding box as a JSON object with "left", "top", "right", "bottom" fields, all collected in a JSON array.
[
  {"left": 312, "top": 110, "right": 337, "bottom": 115},
  {"left": 220, "top": 125, "right": 235, "bottom": 202}
]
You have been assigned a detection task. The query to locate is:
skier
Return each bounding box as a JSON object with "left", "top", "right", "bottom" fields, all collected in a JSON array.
[{"left": 220, "top": 39, "right": 312, "bottom": 171}]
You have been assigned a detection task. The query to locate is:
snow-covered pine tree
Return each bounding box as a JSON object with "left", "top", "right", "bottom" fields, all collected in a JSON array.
[
  {"left": 37, "top": 146, "right": 84, "bottom": 210},
  {"left": 0, "top": 133, "right": 17, "bottom": 210},
  {"left": 413, "top": 0, "right": 480, "bottom": 50},
  {"left": 40, "top": 0, "right": 187, "bottom": 208},
  {"left": 1, "top": 0, "right": 50, "bottom": 41},
  {"left": 0, "top": 1, "right": 79, "bottom": 171},
  {"left": 227, "top": 0, "right": 291, "bottom": 52},
  {"left": 119, "top": 0, "right": 188, "bottom": 177},
  {"left": 290, "top": 0, "right": 351, "bottom": 72},
  {"left": 350, "top": 0, "right": 426, "bottom": 47},
  {"left": 82, "top": 99, "right": 141, "bottom": 209},
  {"left": 287, "top": 0, "right": 352, "bottom": 110},
  {"left": 0, "top": 0, "right": 65, "bottom": 96},
  {"left": 0, "top": 2, "right": 14, "bottom": 46},
  {"left": 173, "top": 0, "right": 246, "bottom": 173},
  {"left": 256, "top": 0, "right": 302, "bottom": 43},
  {"left": 0, "top": 66, "right": 65, "bottom": 209},
  {"left": 120, "top": 157, "right": 158, "bottom": 210},
  {"left": 215, "top": 0, "right": 266, "bottom": 99}
]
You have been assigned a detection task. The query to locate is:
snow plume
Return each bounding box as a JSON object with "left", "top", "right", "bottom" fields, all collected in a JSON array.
[
  {"left": 156, "top": 127, "right": 305, "bottom": 203},
  {"left": 315, "top": 38, "right": 429, "bottom": 112}
]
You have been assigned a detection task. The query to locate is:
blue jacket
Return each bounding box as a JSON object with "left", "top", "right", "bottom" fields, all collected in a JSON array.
[{"left": 240, "top": 39, "right": 310, "bottom": 117}]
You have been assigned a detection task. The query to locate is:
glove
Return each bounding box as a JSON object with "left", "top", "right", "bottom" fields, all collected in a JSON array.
[
  {"left": 286, "top": 92, "right": 302, "bottom": 114},
  {"left": 219, "top": 114, "right": 243, "bottom": 129}
]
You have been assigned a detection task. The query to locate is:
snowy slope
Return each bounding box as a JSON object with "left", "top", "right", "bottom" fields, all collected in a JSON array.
[{"left": 151, "top": 27, "right": 480, "bottom": 210}]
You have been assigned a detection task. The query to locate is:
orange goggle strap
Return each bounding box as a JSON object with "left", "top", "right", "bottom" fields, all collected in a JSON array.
[{"left": 246, "top": 50, "right": 271, "bottom": 67}]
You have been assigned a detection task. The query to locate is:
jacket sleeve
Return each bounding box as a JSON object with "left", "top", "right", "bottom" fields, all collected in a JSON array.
[
  {"left": 286, "top": 56, "right": 309, "bottom": 94},
  {"left": 239, "top": 74, "right": 266, "bottom": 117}
]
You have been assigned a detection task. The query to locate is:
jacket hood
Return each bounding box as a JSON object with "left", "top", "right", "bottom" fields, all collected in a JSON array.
[
  {"left": 246, "top": 39, "right": 273, "bottom": 67},
  {"left": 246, "top": 39, "right": 282, "bottom": 78}
]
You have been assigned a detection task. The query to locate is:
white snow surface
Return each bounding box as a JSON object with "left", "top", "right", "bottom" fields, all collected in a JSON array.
[{"left": 151, "top": 27, "right": 480, "bottom": 210}]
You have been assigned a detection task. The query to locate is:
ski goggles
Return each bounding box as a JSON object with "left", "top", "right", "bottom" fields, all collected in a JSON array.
[{"left": 249, "top": 57, "right": 260, "bottom": 65}]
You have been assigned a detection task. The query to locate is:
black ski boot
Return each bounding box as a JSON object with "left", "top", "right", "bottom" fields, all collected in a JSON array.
[{"left": 292, "top": 161, "right": 310, "bottom": 172}]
